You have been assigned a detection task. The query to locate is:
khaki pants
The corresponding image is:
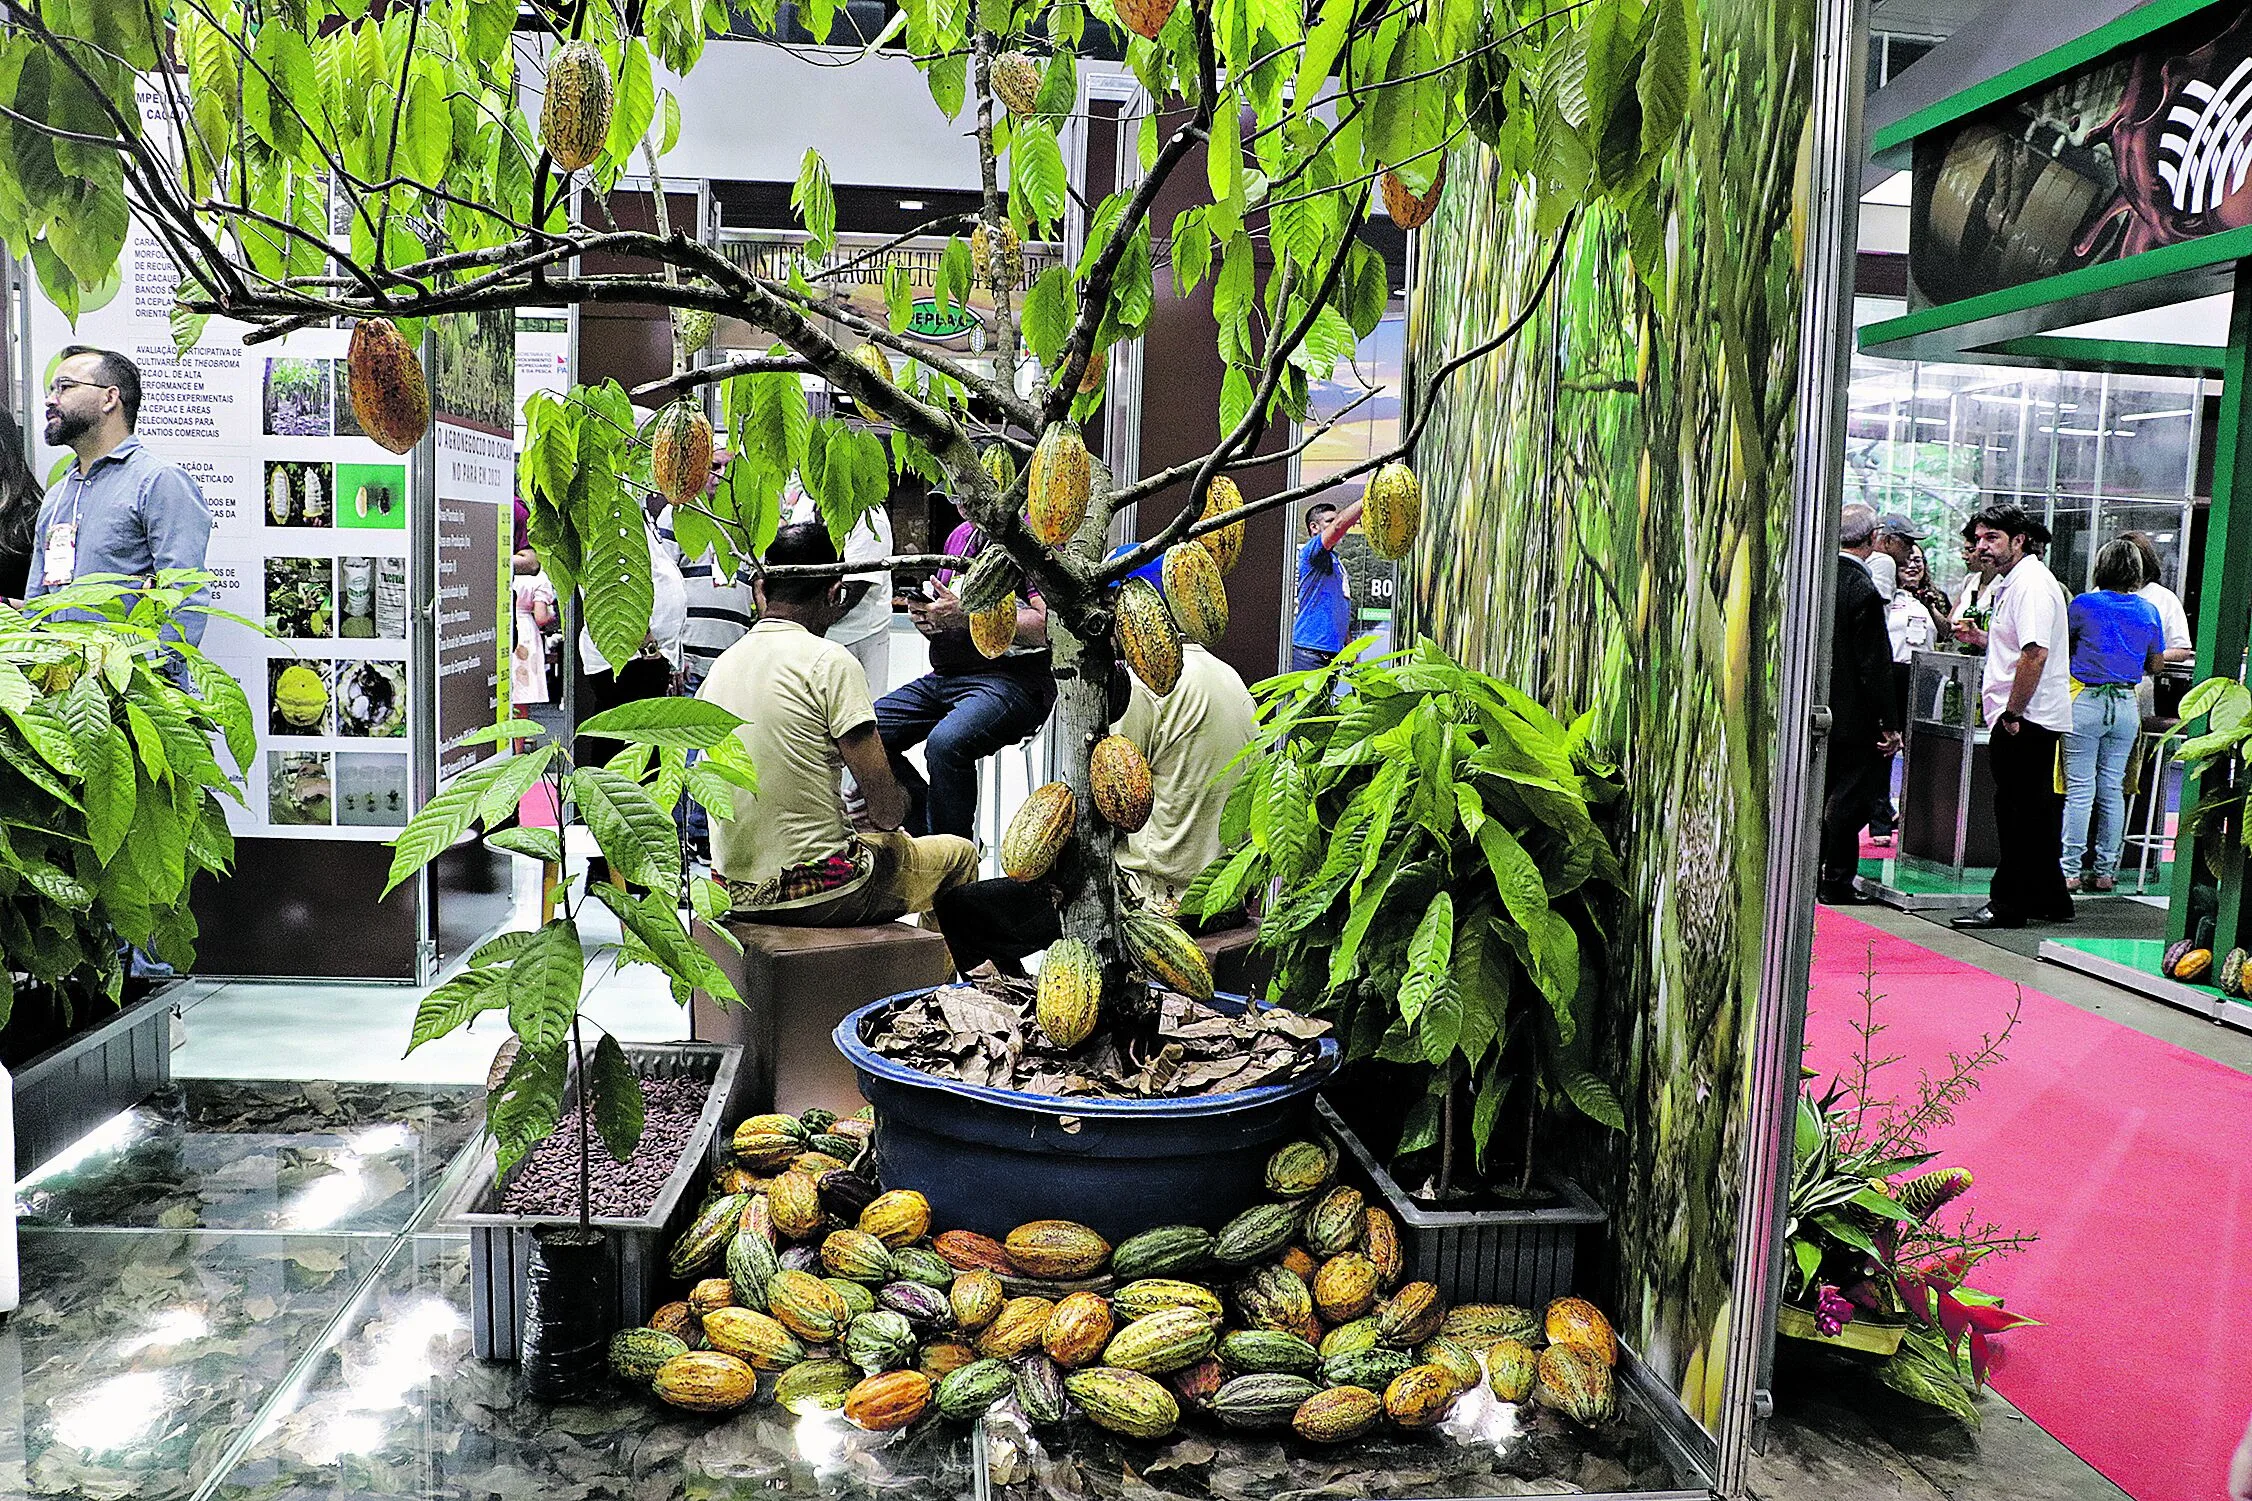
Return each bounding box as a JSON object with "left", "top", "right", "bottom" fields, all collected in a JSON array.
[{"left": 745, "top": 831, "right": 979, "bottom": 927}]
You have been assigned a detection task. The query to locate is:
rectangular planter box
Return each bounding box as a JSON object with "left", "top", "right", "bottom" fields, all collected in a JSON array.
[
  {"left": 1318, "top": 1096, "right": 1605, "bottom": 1309},
  {"left": 441, "top": 1040, "right": 750, "bottom": 1362},
  {"left": 13, "top": 989, "right": 175, "bottom": 1178}
]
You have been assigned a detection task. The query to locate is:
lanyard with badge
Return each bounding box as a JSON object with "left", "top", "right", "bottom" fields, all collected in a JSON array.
[{"left": 40, "top": 469, "right": 88, "bottom": 588}]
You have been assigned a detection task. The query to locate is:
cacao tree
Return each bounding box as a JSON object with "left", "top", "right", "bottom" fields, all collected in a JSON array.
[{"left": 0, "top": 0, "right": 1696, "bottom": 1123}]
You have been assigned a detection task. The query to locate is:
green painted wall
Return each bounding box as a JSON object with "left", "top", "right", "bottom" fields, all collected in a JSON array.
[{"left": 1403, "top": 0, "right": 1818, "bottom": 1432}]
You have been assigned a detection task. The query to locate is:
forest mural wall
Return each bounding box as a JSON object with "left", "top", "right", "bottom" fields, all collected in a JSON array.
[{"left": 1402, "top": 0, "right": 1818, "bottom": 1435}]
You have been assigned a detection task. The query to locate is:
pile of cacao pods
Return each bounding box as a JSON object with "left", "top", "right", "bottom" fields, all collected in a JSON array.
[{"left": 610, "top": 1113, "right": 1620, "bottom": 1443}]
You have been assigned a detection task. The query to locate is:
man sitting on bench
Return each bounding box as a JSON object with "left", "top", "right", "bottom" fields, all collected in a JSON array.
[
  {"left": 935, "top": 639, "right": 1259, "bottom": 973},
  {"left": 699, "top": 523, "right": 978, "bottom": 925}
]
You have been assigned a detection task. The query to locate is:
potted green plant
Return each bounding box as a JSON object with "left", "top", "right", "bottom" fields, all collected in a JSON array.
[
  {"left": 1781, "top": 956, "right": 2038, "bottom": 1425},
  {"left": 385, "top": 699, "right": 757, "bottom": 1383},
  {"left": 1, "top": 573, "right": 250, "bottom": 1173},
  {"left": 1179, "top": 637, "right": 1625, "bottom": 1303}
]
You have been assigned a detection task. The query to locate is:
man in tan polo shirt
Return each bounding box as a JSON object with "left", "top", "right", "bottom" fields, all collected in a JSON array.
[
  {"left": 935, "top": 639, "right": 1258, "bottom": 973},
  {"left": 699, "top": 523, "right": 977, "bottom": 924}
]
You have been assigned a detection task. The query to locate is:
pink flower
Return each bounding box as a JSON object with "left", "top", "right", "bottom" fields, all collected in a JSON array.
[{"left": 1814, "top": 1286, "right": 1855, "bottom": 1337}]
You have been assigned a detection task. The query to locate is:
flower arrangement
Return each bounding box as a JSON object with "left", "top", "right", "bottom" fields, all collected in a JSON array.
[{"left": 1783, "top": 951, "right": 2039, "bottom": 1424}]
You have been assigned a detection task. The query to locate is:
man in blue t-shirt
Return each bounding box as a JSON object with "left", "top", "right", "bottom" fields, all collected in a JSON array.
[{"left": 1292, "top": 497, "right": 1362, "bottom": 671}]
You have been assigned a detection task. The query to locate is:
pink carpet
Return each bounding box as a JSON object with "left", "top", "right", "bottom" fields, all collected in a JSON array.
[{"left": 1807, "top": 909, "right": 2250, "bottom": 1501}]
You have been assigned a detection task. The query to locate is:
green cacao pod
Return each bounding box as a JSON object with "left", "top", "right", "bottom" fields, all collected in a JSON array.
[
  {"left": 992, "top": 51, "right": 1043, "bottom": 114},
  {"left": 1101, "top": 1306, "right": 1218, "bottom": 1373},
  {"left": 1534, "top": 1342, "right": 1616, "bottom": 1424},
  {"left": 1319, "top": 1344, "right": 1417, "bottom": 1391},
  {"left": 671, "top": 301, "right": 714, "bottom": 356},
  {"left": 1122, "top": 911, "right": 1214, "bottom": 1001},
  {"left": 1014, "top": 1352, "right": 1070, "bottom": 1425},
  {"left": 670, "top": 1193, "right": 752, "bottom": 1279},
  {"left": 1212, "top": 1372, "right": 1320, "bottom": 1430},
  {"left": 701, "top": 1307, "right": 806, "bottom": 1371},
  {"left": 891, "top": 1246, "right": 956, "bottom": 1289},
  {"left": 1043, "top": 1290, "right": 1117, "bottom": 1367},
  {"left": 767, "top": 1269, "right": 852, "bottom": 1343},
  {"left": 2223, "top": 947, "right": 2249, "bottom": 996},
  {"left": 1485, "top": 1338, "right": 1538, "bottom": 1402},
  {"left": 1198, "top": 475, "right": 1246, "bottom": 575},
  {"left": 1235, "top": 1264, "right": 1316, "bottom": 1334},
  {"left": 776, "top": 1357, "right": 860, "bottom": 1413},
  {"left": 825, "top": 1277, "right": 878, "bottom": 1318},
  {"left": 1292, "top": 1384, "right": 1383, "bottom": 1442},
  {"left": 726, "top": 1228, "right": 781, "bottom": 1309},
  {"left": 650, "top": 401, "right": 714, "bottom": 505},
  {"left": 958, "top": 547, "right": 1021, "bottom": 614},
  {"left": 844, "top": 1368, "right": 932, "bottom": 1431},
  {"left": 951, "top": 1268, "right": 1007, "bottom": 1330},
  {"left": 1026, "top": 420, "right": 1092, "bottom": 546},
  {"left": 981, "top": 442, "right": 1019, "bottom": 495},
  {"left": 1090, "top": 735, "right": 1155, "bottom": 833},
  {"left": 1111, "top": 1278, "right": 1226, "bottom": 1325},
  {"left": 1036, "top": 939, "right": 1104, "bottom": 1049},
  {"left": 1217, "top": 1328, "right": 1320, "bottom": 1375},
  {"left": 1264, "top": 1139, "right": 1334, "bottom": 1197},
  {"left": 1417, "top": 1335, "right": 1483, "bottom": 1391},
  {"left": 1064, "top": 1366, "right": 1181, "bottom": 1439},
  {"left": 539, "top": 41, "right": 614, "bottom": 172},
  {"left": 1376, "top": 1282, "right": 1446, "bottom": 1346},
  {"left": 935, "top": 1356, "right": 1017, "bottom": 1419},
  {"left": 821, "top": 1228, "right": 896, "bottom": 1284},
  {"left": 809, "top": 1132, "right": 865, "bottom": 1162},
  {"left": 848, "top": 343, "right": 894, "bottom": 421},
  {"left": 1312, "top": 1253, "right": 1380, "bottom": 1324},
  {"left": 1161, "top": 543, "right": 1229, "bottom": 646},
  {"left": 1319, "top": 1317, "right": 1382, "bottom": 1359},
  {"left": 652, "top": 1350, "right": 757, "bottom": 1413},
  {"left": 1002, "top": 782, "right": 1077, "bottom": 883},
  {"left": 1116, "top": 577, "right": 1183, "bottom": 696},
  {"left": 346, "top": 318, "right": 431, "bottom": 455},
  {"left": 856, "top": 1189, "right": 929, "bottom": 1247},
  {"left": 610, "top": 1328, "right": 690, "bottom": 1385},
  {"left": 797, "top": 1106, "right": 839, "bottom": 1133},
  {"left": 1005, "top": 1219, "right": 1111, "bottom": 1278},
  {"left": 1214, "top": 1201, "right": 1301, "bottom": 1265},
  {"left": 1384, "top": 1364, "right": 1458, "bottom": 1429},
  {"left": 1440, "top": 1303, "right": 1542, "bottom": 1351},
  {"left": 1363, "top": 461, "right": 1422, "bottom": 560},
  {"left": 1111, "top": 1225, "right": 1214, "bottom": 1283},
  {"left": 843, "top": 1309, "right": 920, "bottom": 1374},
  {"left": 1303, "top": 1185, "right": 1367, "bottom": 1257}
]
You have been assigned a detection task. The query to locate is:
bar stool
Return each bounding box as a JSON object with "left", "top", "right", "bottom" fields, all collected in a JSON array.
[
  {"left": 979, "top": 729, "right": 1049, "bottom": 878},
  {"left": 2124, "top": 725, "right": 2177, "bottom": 894}
]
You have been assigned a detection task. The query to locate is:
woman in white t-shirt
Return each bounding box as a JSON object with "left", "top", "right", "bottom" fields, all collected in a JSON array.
[{"left": 2122, "top": 530, "right": 2193, "bottom": 665}]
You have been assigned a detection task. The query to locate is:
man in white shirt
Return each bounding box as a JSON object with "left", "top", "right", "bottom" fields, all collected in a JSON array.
[{"left": 1952, "top": 504, "right": 2075, "bottom": 930}]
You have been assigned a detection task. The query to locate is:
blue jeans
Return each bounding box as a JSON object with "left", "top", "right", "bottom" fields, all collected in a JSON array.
[
  {"left": 1291, "top": 644, "right": 1338, "bottom": 673},
  {"left": 875, "top": 668, "right": 1054, "bottom": 839},
  {"left": 2061, "top": 685, "right": 2139, "bottom": 881}
]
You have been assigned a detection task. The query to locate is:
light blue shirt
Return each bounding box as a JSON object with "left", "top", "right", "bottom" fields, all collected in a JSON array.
[{"left": 24, "top": 437, "right": 213, "bottom": 644}]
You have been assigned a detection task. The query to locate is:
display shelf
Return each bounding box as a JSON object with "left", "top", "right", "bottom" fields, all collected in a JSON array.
[
  {"left": 1852, "top": 857, "right": 1992, "bottom": 911},
  {"left": 2035, "top": 936, "right": 2228, "bottom": 1022}
]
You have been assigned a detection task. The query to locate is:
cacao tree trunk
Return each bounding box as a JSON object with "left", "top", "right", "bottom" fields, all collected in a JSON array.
[{"left": 1047, "top": 605, "right": 1131, "bottom": 1015}]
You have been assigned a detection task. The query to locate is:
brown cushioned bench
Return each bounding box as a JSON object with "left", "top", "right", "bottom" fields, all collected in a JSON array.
[
  {"left": 692, "top": 918, "right": 955, "bottom": 1119},
  {"left": 1196, "top": 921, "right": 1272, "bottom": 999}
]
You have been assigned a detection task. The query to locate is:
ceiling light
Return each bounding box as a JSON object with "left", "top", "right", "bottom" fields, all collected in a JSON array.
[
  {"left": 897, "top": 198, "right": 925, "bottom": 210},
  {"left": 2118, "top": 408, "right": 2194, "bottom": 422}
]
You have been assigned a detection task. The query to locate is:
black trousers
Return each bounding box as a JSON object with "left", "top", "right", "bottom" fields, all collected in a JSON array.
[
  {"left": 1987, "top": 722, "right": 2071, "bottom": 922},
  {"left": 1820, "top": 747, "right": 1887, "bottom": 888},
  {"left": 1869, "top": 663, "right": 1912, "bottom": 834},
  {"left": 935, "top": 877, "right": 1063, "bottom": 976}
]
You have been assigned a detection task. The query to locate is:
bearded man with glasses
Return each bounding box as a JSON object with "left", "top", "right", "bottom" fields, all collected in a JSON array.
[{"left": 22, "top": 345, "right": 212, "bottom": 642}]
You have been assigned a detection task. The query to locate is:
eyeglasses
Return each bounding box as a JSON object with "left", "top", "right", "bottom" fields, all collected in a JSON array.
[{"left": 47, "top": 377, "right": 116, "bottom": 397}]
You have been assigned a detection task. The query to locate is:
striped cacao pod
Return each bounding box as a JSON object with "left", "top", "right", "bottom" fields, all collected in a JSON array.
[
  {"left": 1486, "top": 1337, "right": 1539, "bottom": 1402},
  {"left": 1036, "top": 938, "right": 1104, "bottom": 1049},
  {"left": 733, "top": 1127, "right": 803, "bottom": 1170},
  {"left": 792, "top": 1150, "right": 850, "bottom": 1177},
  {"left": 958, "top": 547, "right": 1019, "bottom": 613},
  {"left": 1198, "top": 475, "right": 1246, "bottom": 574},
  {"left": 1043, "top": 1291, "right": 1117, "bottom": 1367},
  {"left": 1379, "top": 159, "right": 1446, "bottom": 230},
  {"left": 1002, "top": 782, "right": 1076, "bottom": 882},
  {"left": 776, "top": 1357, "right": 860, "bottom": 1413},
  {"left": 1101, "top": 1306, "right": 1215, "bottom": 1373},
  {"left": 1214, "top": 1201, "right": 1300, "bottom": 1265},
  {"left": 1441, "top": 1303, "right": 1542, "bottom": 1351},
  {"left": 1236, "top": 1264, "right": 1316, "bottom": 1334},
  {"left": 671, "top": 301, "right": 714, "bottom": 356},
  {"left": 844, "top": 1368, "right": 932, "bottom": 1430},
  {"left": 935, "top": 1356, "right": 1017, "bottom": 1419},
  {"left": 1111, "top": 1278, "right": 1226, "bottom": 1325},
  {"left": 950, "top": 1269, "right": 1007, "bottom": 1330},
  {"left": 976, "top": 1296, "right": 1056, "bottom": 1359},
  {"left": 1161, "top": 543, "right": 1228, "bottom": 646},
  {"left": 1417, "top": 1335, "right": 1483, "bottom": 1391},
  {"left": 1122, "top": 910, "right": 1213, "bottom": 1001},
  {"left": 1384, "top": 1364, "right": 1457, "bottom": 1429},
  {"left": 670, "top": 1192, "right": 751, "bottom": 1278},
  {"left": 1005, "top": 1219, "right": 1111, "bottom": 1278},
  {"left": 1364, "top": 1207, "right": 1405, "bottom": 1288},
  {"left": 652, "top": 1350, "right": 757, "bottom": 1413},
  {"left": 825, "top": 1277, "right": 877, "bottom": 1318},
  {"left": 1319, "top": 1344, "right": 1416, "bottom": 1391},
  {"left": 1115, "top": 577, "right": 1182, "bottom": 696},
  {"left": 1014, "top": 1352, "right": 1070, "bottom": 1425},
  {"left": 1292, "top": 1384, "right": 1383, "bottom": 1442},
  {"left": 1089, "top": 734, "right": 1154, "bottom": 832},
  {"left": 1304, "top": 1186, "right": 1367, "bottom": 1257},
  {"left": 892, "top": 1246, "right": 956, "bottom": 1288},
  {"left": 981, "top": 442, "right": 1018, "bottom": 495},
  {"left": 859, "top": 1188, "right": 932, "bottom": 1247},
  {"left": 650, "top": 400, "right": 714, "bottom": 504},
  {"left": 935, "top": 1229, "right": 1013, "bottom": 1273},
  {"left": 2223, "top": 946, "right": 2250, "bottom": 996},
  {"left": 768, "top": 1171, "right": 826, "bottom": 1240},
  {"left": 1363, "top": 461, "right": 1422, "bottom": 560},
  {"left": 701, "top": 1307, "right": 805, "bottom": 1370},
  {"left": 1064, "top": 1366, "right": 1181, "bottom": 1439},
  {"left": 1544, "top": 1296, "right": 1618, "bottom": 1364},
  {"left": 1312, "top": 1252, "right": 1380, "bottom": 1324},
  {"left": 1026, "top": 421, "right": 1092, "bottom": 547},
  {"left": 844, "top": 1309, "right": 919, "bottom": 1374},
  {"left": 992, "top": 52, "right": 1043, "bottom": 114},
  {"left": 1376, "top": 1282, "right": 1446, "bottom": 1346},
  {"left": 727, "top": 1229, "right": 780, "bottom": 1309},
  {"left": 878, "top": 1280, "right": 953, "bottom": 1328},
  {"left": 767, "top": 1269, "right": 852, "bottom": 1343},
  {"left": 1217, "top": 1328, "right": 1320, "bottom": 1375},
  {"left": 610, "top": 1328, "right": 690, "bottom": 1385},
  {"left": 346, "top": 318, "right": 430, "bottom": 455},
  {"left": 1212, "top": 1372, "right": 1319, "bottom": 1430},
  {"left": 821, "top": 1229, "right": 895, "bottom": 1284},
  {"left": 539, "top": 41, "right": 614, "bottom": 172},
  {"left": 1265, "top": 1139, "right": 1334, "bottom": 1197},
  {"left": 1534, "top": 1342, "right": 1616, "bottom": 1424},
  {"left": 1319, "top": 1317, "right": 1381, "bottom": 1359},
  {"left": 1111, "top": 1225, "right": 1213, "bottom": 1282}
]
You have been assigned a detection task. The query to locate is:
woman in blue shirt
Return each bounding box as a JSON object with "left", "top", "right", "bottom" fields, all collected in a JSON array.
[{"left": 2062, "top": 540, "right": 2167, "bottom": 891}]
